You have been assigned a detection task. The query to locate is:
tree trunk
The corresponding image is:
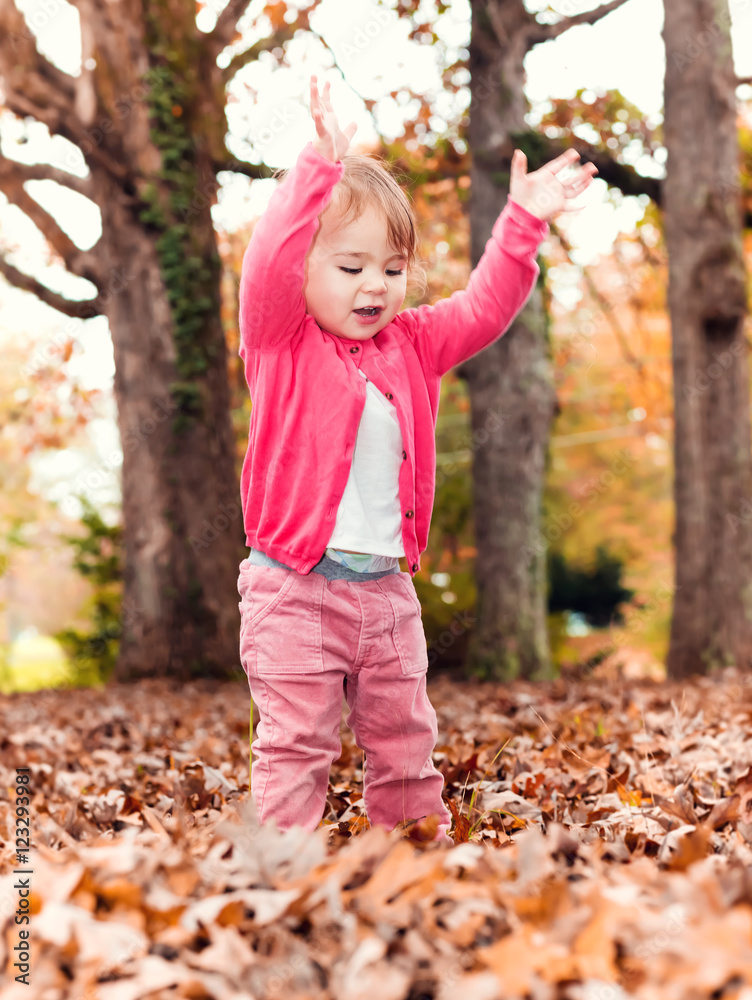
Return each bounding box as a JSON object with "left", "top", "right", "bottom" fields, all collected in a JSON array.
[
  {"left": 101, "top": 182, "right": 241, "bottom": 680},
  {"left": 90, "top": 4, "right": 245, "bottom": 679},
  {"left": 0, "top": 0, "right": 270, "bottom": 678},
  {"left": 662, "top": 0, "right": 752, "bottom": 678},
  {"left": 456, "top": 2, "right": 557, "bottom": 681}
]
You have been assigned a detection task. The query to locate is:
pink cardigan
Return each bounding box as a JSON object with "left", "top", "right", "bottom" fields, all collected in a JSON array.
[{"left": 238, "top": 142, "right": 549, "bottom": 576}]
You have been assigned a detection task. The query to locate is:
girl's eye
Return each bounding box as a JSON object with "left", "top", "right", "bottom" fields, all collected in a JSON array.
[{"left": 338, "top": 267, "right": 405, "bottom": 276}]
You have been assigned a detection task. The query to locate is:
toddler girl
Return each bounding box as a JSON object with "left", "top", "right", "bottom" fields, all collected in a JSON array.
[{"left": 237, "top": 76, "right": 597, "bottom": 843}]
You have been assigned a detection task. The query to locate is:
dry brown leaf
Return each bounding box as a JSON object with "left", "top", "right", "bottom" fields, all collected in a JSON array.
[{"left": 4, "top": 670, "right": 752, "bottom": 998}]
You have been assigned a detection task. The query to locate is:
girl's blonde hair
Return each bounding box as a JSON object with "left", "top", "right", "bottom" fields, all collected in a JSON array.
[
  {"left": 328, "top": 154, "right": 427, "bottom": 296},
  {"left": 278, "top": 151, "right": 427, "bottom": 296}
]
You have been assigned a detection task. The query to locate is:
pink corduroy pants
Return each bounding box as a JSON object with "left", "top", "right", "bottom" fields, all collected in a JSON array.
[{"left": 237, "top": 560, "right": 452, "bottom": 842}]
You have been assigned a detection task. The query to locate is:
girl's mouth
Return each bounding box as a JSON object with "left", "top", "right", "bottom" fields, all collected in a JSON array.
[{"left": 353, "top": 307, "right": 383, "bottom": 325}]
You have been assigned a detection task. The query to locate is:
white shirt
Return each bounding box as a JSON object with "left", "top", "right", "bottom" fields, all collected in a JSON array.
[{"left": 326, "top": 368, "right": 406, "bottom": 559}]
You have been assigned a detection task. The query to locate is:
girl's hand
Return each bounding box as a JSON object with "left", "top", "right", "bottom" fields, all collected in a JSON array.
[
  {"left": 310, "top": 75, "right": 357, "bottom": 163},
  {"left": 509, "top": 148, "right": 598, "bottom": 221}
]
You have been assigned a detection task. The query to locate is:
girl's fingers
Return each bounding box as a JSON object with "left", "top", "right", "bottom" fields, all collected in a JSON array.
[
  {"left": 545, "top": 147, "right": 580, "bottom": 174},
  {"left": 511, "top": 149, "right": 527, "bottom": 182},
  {"left": 562, "top": 166, "right": 595, "bottom": 190}
]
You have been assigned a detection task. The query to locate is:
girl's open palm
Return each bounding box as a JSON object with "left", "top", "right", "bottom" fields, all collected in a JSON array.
[
  {"left": 510, "top": 148, "right": 598, "bottom": 221},
  {"left": 310, "top": 76, "right": 357, "bottom": 163}
]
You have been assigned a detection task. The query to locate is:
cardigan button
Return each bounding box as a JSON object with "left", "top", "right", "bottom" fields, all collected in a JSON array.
[
  {"left": 411, "top": 563, "right": 418, "bottom": 572},
  {"left": 385, "top": 392, "right": 393, "bottom": 400},
  {"left": 405, "top": 509, "right": 414, "bottom": 519},
  {"left": 349, "top": 346, "right": 359, "bottom": 353},
  {"left": 402, "top": 450, "right": 407, "bottom": 460}
]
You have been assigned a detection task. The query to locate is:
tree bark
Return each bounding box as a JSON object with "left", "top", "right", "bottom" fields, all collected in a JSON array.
[
  {"left": 0, "top": 0, "right": 280, "bottom": 679},
  {"left": 662, "top": 0, "right": 752, "bottom": 677},
  {"left": 75, "top": 1, "right": 243, "bottom": 680},
  {"left": 456, "top": 1, "right": 557, "bottom": 681}
]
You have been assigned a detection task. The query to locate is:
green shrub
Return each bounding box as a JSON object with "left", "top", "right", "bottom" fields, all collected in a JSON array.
[{"left": 55, "top": 496, "right": 124, "bottom": 685}]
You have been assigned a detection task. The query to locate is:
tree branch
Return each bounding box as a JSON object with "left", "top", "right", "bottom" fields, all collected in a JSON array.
[
  {"left": 0, "top": 155, "right": 104, "bottom": 288},
  {"left": 0, "top": 3, "right": 79, "bottom": 123},
  {"left": 485, "top": 1, "right": 510, "bottom": 49},
  {"left": 305, "top": 24, "right": 380, "bottom": 119},
  {"left": 0, "top": 253, "right": 102, "bottom": 318},
  {"left": 212, "top": 156, "right": 272, "bottom": 179},
  {"left": 573, "top": 146, "right": 662, "bottom": 203},
  {"left": 0, "top": 158, "right": 95, "bottom": 200},
  {"left": 0, "top": 2, "right": 76, "bottom": 100},
  {"left": 551, "top": 219, "right": 646, "bottom": 380},
  {"left": 527, "top": 0, "right": 631, "bottom": 46},
  {"left": 517, "top": 135, "right": 663, "bottom": 204},
  {"left": 0, "top": 5, "right": 111, "bottom": 176},
  {"left": 207, "top": 0, "right": 253, "bottom": 57},
  {"left": 221, "top": 22, "right": 300, "bottom": 85}
]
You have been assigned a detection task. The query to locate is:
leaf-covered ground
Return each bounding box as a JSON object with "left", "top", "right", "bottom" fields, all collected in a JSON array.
[{"left": 3, "top": 664, "right": 752, "bottom": 999}]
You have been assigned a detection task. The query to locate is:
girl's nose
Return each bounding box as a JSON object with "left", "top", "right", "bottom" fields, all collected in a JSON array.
[{"left": 362, "top": 270, "right": 387, "bottom": 293}]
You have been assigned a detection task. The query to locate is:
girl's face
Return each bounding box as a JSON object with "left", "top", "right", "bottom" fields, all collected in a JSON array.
[{"left": 303, "top": 203, "right": 408, "bottom": 341}]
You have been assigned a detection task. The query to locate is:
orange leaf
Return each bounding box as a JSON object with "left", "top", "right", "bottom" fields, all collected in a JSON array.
[{"left": 446, "top": 796, "right": 471, "bottom": 842}]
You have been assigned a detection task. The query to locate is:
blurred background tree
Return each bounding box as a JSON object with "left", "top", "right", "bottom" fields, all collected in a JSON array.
[
  {"left": 662, "top": 0, "right": 752, "bottom": 678},
  {"left": 0, "top": 0, "right": 319, "bottom": 680},
  {"left": 1, "top": 0, "right": 751, "bottom": 688}
]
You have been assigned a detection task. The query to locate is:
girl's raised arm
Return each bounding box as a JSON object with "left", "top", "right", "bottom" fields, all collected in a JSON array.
[
  {"left": 238, "top": 77, "right": 355, "bottom": 356},
  {"left": 397, "top": 149, "right": 597, "bottom": 377}
]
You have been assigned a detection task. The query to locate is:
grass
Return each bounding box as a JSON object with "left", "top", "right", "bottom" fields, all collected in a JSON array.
[{"left": 0, "top": 636, "right": 80, "bottom": 695}]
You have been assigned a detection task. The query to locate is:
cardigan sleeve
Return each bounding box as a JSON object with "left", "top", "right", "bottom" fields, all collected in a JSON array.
[
  {"left": 394, "top": 198, "right": 549, "bottom": 376},
  {"left": 238, "top": 142, "right": 344, "bottom": 357}
]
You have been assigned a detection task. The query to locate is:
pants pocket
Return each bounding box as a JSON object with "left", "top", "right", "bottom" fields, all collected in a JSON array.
[
  {"left": 239, "top": 565, "right": 324, "bottom": 675},
  {"left": 393, "top": 574, "right": 429, "bottom": 675}
]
